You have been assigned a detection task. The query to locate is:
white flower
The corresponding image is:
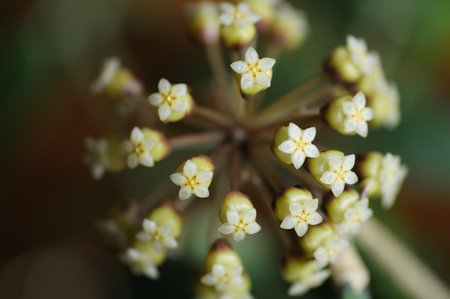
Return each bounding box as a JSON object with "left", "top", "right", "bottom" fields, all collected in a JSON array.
[
  {"left": 280, "top": 198, "right": 323, "bottom": 237},
  {"left": 136, "top": 219, "right": 177, "bottom": 252},
  {"left": 277, "top": 123, "right": 319, "bottom": 169},
  {"left": 313, "top": 237, "right": 349, "bottom": 268},
  {"left": 320, "top": 154, "right": 358, "bottom": 197},
  {"left": 219, "top": 2, "right": 260, "bottom": 27},
  {"left": 342, "top": 92, "right": 374, "bottom": 137},
  {"left": 170, "top": 159, "right": 214, "bottom": 200},
  {"left": 122, "top": 248, "right": 159, "bottom": 280},
  {"left": 85, "top": 137, "right": 109, "bottom": 179},
  {"left": 123, "top": 127, "right": 156, "bottom": 168},
  {"left": 148, "top": 78, "right": 190, "bottom": 122},
  {"left": 218, "top": 208, "right": 261, "bottom": 241},
  {"left": 346, "top": 35, "right": 376, "bottom": 75},
  {"left": 337, "top": 198, "right": 373, "bottom": 236},
  {"left": 379, "top": 153, "right": 408, "bottom": 209},
  {"left": 230, "top": 47, "right": 275, "bottom": 91},
  {"left": 201, "top": 263, "right": 244, "bottom": 293},
  {"left": 91, "top": 57, "right": 120, "bottom": 94},
  {"left": 288, "top": 269, "right": 330, "bottom": 296}
]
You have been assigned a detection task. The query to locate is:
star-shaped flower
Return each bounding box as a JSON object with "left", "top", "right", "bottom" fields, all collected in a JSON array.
[
  {"left": 123, "top": 127, "right": 156, "bottom": 168},
  {"left": 280, "top": 198, "right": 323, "bottom": 237},
  {"left": 320, "top": 154, "right": 358, "bottom": 197},
  {"left": 313, "top": 237, "right": 349, "bottom": 268},
  {"left": 379, "top": 153, "right": 408, "bottom": 209},
  {"left": 122, "top": 248, "right": 159, "bottom": 280},
  {"left": 337, "top": 197, "right": 372, "bottom": 236},
  {"left": 218, "top": 208, "right": 261, "bottom": 241},
  {"left": 277, "top": 123, "right": 319, "bottom": 169},
  {"left": 85, "top": 137, "right": 109, "bottom": 180},
  {"left": 346, "top": 35, "right": 376, "bottom": 75},
  {"left": 231, "top": 47, "right": 276, "bottom": 92},
  {"left": 91, "top": 57, "right": 120, "bottom": 94},
  {"left": 342, "top": 92, "right": 374, "bottom": 137},
  {"left": 288, "top": 268, "right": 330, "bottom": 296},
  {"left": 136, "top": 219, "right": 177, "bottom": 252},
  {"left": 219, "top": 2, "right": 260, "bottom": 27},
  {"left": 170, "top": 159, "right": 214, "bottom": 200},
  {"left": 201, "top": 263, "right": 244, "bottom": 293},
  {"left": 148, "top": 78, "right": 191, "bottom": 122}
]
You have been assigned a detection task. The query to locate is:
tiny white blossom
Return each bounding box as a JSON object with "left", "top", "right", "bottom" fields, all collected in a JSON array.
[
  {"left": 218, "top": 208, "right": 261, "bottom": 241},
  {"left": 122, "top": 248, "right": 159, "bottom": 280},
  {"left": 313, "top": 237, "right": 349, "bottom": 268},
  {"left": 379, "top": 153, "right": 408, "bottom": 209},
  {"left": 346, "top": 35, "right": 376, "bottom": 75},
  {"left": 280, "top": 198, "right": 323, "bottom": 237},
  {"left": 85, "top": 137, "right": 109, "bottom": 180},
  {"left": 219, "top": 2, "right": 260, "bottom": 27},
  {"left": 342, "top": 92, "right": 374, "bottom": 137},
  {"left": 201, "top": 263, "right": 244, "bottom": 293},
  {"left": 91, "top": 57, "right": 120, "bottom": 94},
  {"left": 136, "top": 219, "right": 177, "bottom": 252},
  {"left": 336, "top": 198, "right": 373, "bottom": 236},
  {"left": 123, "top": 127, "right": 156, "bottom": 168},
  {"left": 277, "top": 123, "right": 319, "bottom": 169},
  {"left": 288, "top": 268, "right": 330, "bottom": 296},
  {"left": 231, "top": 47, "right": 275, "bottom": 91},
  {"left": 320, "top": 154, "right": 358, "bottom": 197},
  {"left": 148, "top": 78, "right": 190, "bottom": 122},
  {"left": 170, "top": 159, "right": 214, "bottom": 200}
]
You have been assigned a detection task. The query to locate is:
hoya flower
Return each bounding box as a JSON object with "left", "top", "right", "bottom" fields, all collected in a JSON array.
[
  {"left": 370, "top": 81, "right": 401, "bottom": 129},
  {"left": 280, "top": 198, "right": 323, "bottom": 237},
  {"left": 379, "top": 153, "right": 408, "bottom": 209},
  {"left": 170, "top": 157, "right": 214, "bottom": 200},
  {"left": 148, "top": 78, "right": 193, "bottom": 122},
  {"left": 337, "top": 198, "right": 373, "bottom": 236},
  {"left": 288, "top": 269, "right": 330, "bottom": 296},
  {"left": 91, "top": 57, "right": 120, "bottom": 94},
  {"left": 313, "top": 237, "right": 349, "bottom": 268},
  {"left": 342, "top": 92, "right": 373, "bottom": 137},
  {"left": 136, "top": 219, "right": 178, "bottom": 252},
  {"left": 187, "top": 1, "right": 220, "bottom": 45},
  {"left": 123, "top": 127, "right": 156, "bottom": 168},
  {"left": 346, "top": 35, "right": 376, "bottom": 76},
  {"left": 218, "top": 208, "right": 261, "bottom": 241},
  {"left": 122, "top": 247, "right": 161, "bottom": 280},
  {"left": 84, "top": 137, "right": 109, "bottom": 179},
  {"left": 319, "top": 153, "right": 358, "bottom": 197},
  {"left": 231, "top": 47, "right": 276, "bottom": 96},
  {"left": 283, "top": 257, "right": 330, "bottom": 296},
  {"left": 274, "top": 123, "right": 319, "bottom": 169},
  {"left": 201, "top": 263, "right": 245, "bottom": 293}
]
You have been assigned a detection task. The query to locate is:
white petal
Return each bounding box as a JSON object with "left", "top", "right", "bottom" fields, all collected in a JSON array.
[
  {"left": 233, "top": 231, "right": 246, "bottom": 241},
  {"left": 344, "top": 171, "right": 358, "bottom": 184},
  {"left": 171, "top": 84, "right": 187, "bottom": 96},
  {"left": 362, "top": 107, "right": 374, "bottom": 121},
  {"left": 256, "top": 72, "right": 271, "bottom": 88},
  {"left": 194, "top": 185, "right": 209, "bottom": 198},
  {"left": 329, "top": 155, "right": 343, "bottom": 169},
  {"left": 242, "top": 209, "right": 257, "bottom": 222},
  {"left": 170, "top": 173, "right": 186, "bottom": 185},
  {"left": 179, "top": 187, "right": 192, "bottom": 200},
  {"left": 92, "top": 165, "right": 105, "bottom": 180},
  {"left": 343, "top": 102, "right": 356, "bottom": 115},
  {"left": 278, "top": 140, "right": 296, "bottom": 154},
  {"left": 356, "top": 121, "right": 369, "bottom": 137},
  {"left": 258, "top": 58, "right": 276, "bottom": 71},
  {"left": 320, "top": 171, "right": 336, "bottom": 185},
  {"left": 353, "top": 92, "right": 366, "bottom": 109},
  {"left": 136, "top": 231, "right": 150, "bottom": 242},
  {"left": 344, "top": 118, "right": 357, "bottom": 133},
  {"left": 230, "top": 61, "right": 249, "bottom": 74},
  {"left": 289, "top": 202, "right": 302, "bottom": 215},
  {"left": 305, "top": 144, "right": 320, "bottom": 158},
  {"left": 302, "top": 127, "right": 316, "bottom": 142},
  {"left": 219, "top": 13, "right": 233, "bottom": 25},
  {"left": 164, "top": 237, "right": 178, "bottom": 249},
  {"left": 197, "top": 171, "right": 213, "bottom": 183},
  {"left": 343, "top": 154, "right": 356, "bottom": 170},
  {"left": 305, "top": 198, "right": 319, "bottom": 211},
  {"left": 143, "top": 219, "right": 156, "bottom": 232},
  {"left": 172, "top": 99, "right": 188, "bottom": 112},
  {"left": 212, "top": 264, "right": 225, "bottom": 276},
  {"left": 158, "top": 103, "right": 172, "bottom": 121},
  {"left": 331, "top": 179, "right": 345, "bottom": 197},
  {"left": 144, "top": 265, "right": 159, "bottom": 280},
  {"left": 219, "top": 2, "right": 234, "bottom": 13},
  {"left": 280, "top": 216, "right": 297, "bottom": 229},
  {"left": 131, "top": 127, "right": 143, "bottom": 143},
  {"left": 201, "top": 274, "right": 216, "bottom": 286},
  {"left": 227, "top": 210, "right": 240, "bottom": 225},
  {"left": 292, "top": 150, "right": 306, "bottom": 169},
  {"left": 158, "top": 78, "right": 171, "bottom": 94},
  {"left": 148, "top": 93, "right": 164, "bottom": 106},
  {"left": 143, "top": 139, "right": 156, "bottom": 150},
  {"left": 245, "top": 47, "right": 259, "bottom": 64},
  {"left": 294, "top": 222, "right": 308, "bottom": 237},
  {"left": 246, "top": 222, "right": 261, "bottom": 234},
  {"left": 307, "top": 212, "right": 323, "bottom": 225},
  {"left": 241, "top": 73, "right": 254, "bottom": 90},
  {"left": 288, "top": 282, "right": 308, "bottom": 296},
  {"left": 287, "top": 122, "right": 301, "bottom": 140},
  {"left": 127, "top": 154, "right": 139, "bottom": 169},
  {"left": 218, "top": 223, "right": 235, "bottom": 235},
  {"left": 183, "top": 159, "right": 197, "bottom": 178},
  {"left": 140, "top": 153, "right": 154, "bottom": 167}
]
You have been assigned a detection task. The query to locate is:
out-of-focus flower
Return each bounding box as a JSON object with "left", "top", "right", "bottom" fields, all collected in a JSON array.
[{"left": 271, "top": 3, "right": 309, "bottom": 51}]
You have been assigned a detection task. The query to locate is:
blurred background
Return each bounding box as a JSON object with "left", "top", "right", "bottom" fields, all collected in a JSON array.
[{"left": 1, "top": 0, "right": 450, "bottom": 298}]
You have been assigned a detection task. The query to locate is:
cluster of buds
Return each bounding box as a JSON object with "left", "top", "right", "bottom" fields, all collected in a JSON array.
[{"left": 86, "top": 1, "right": 408, "bottom": 298}]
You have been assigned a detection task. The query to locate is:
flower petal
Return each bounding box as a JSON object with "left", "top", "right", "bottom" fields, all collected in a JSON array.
[
  {"left": 294, "top": 222, "right": 308, "bottom": 237},
  {"left": 320, "top": 171, "right": 336, "bottom": 185},
  {"left": 148, "top": 93, "right": 164, "bottom": 106},
  {"left": 233, "top": 231, "right": 246, "bottom": 241},
  {"left": 218, "top": 223, "right": 235, "bottom": 235},
  {"left": 305, "top": 198, "right": 319, "bottom": 211},
  {"left": 302, "top": 127, "right": 316, "bottom": 142},
  {"left": 170, "top": 173, "right": 187, "bottom": 185},
  {"left": 342, "top": 102, "right": 356, "bottom": 115},
  {"left": 344, "top": 118, "right": 357, "bottom": 133},
  {"left": 362, "top": 107, "right": 374, "bottom": 121},
  {"left": 292, "top": 150, "right": 306, "bottom": 169},
  {"left": 331, "top": 179, "right": 345, "bottom": 197},
  {"left": 179, "top": 187, "right": 192, "bottom": 200},
  {"left": 246, "top": 222, "right": 261, "bottom": 234},
  {"left": 183, "top": 159, "right": 197, "bottom": 178},
  {"left": 280, "top": 216, "right": 297, "bottom": 229},
  {"left": 131, "top": 127, "right": 143, "bottom": 143},
  {"left": 343, "top": 154, "right": 356, "bottom": 170},
  {"left": 344, "top": 171, "right": 358, "bottom": 184},
  {"left": 256, "top": 72, "right": 271, "bottom": 88},
  {"left": 307, "top": 212, "right": 323, "bottom": 225},
  {"left": 172, "top": 99, "right": 188, "bottom": 112},
  {"left": 289, "top": 202, "right": 302, "bottom": 215},
  {"left": 140, "top": 153, "right": 154, "bottom": 167},
  {"left": 158, "top": 78, "right": 171, "bottom": 94},
  {"left": 230, "top": 61, "right": 249, "bottom": 74},
  {"left": 241, "top": 73, "right": 254, "bottom": 90},
  {"left": 356, "top": 121, "right": 368, "bottom": 137},
  {"left": 278, "top": 140, "right": 296, "bottom": 154},
  {"left": 227, "top": 210, "right": 240, "bottom": 225},
  {"left": 242, "top": 208, "right": 257, "bottom": 222},
  {"left": 171, "top": 84, "right": 187, "bottom": 97},
  {"left": 127, "top": 154, "right": 139, "bottom": 169},
  {"left": 197, "top": 171, "right": 213, "bottom": 184},
  {"left": 258, "top": 57, "right": 276, "bottom": 71},
  {"left": 287, "top": 122, "right": 301, "bottom": 140},
  {"left": 288, "top": 282, "right": 308, "bottom": 296},
  {"left": 194, "top": 185, "right": 209, "bottom": 198},
  {"left": 305, "top": 144, "right": 320, "bottom": 158},
  {"left": 158, "top": 103, "right": 172, "bottom": 121},
  {"left": 353, "top": 91, "right": 366, "bottom": 110},
  {"left": 245, "top": 47, "right": 259, "bottom": 64}
]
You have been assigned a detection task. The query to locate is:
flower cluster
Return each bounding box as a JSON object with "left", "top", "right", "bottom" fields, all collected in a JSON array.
[{"left": 86, "top": 1, "right": 408, "bottom": 298}]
